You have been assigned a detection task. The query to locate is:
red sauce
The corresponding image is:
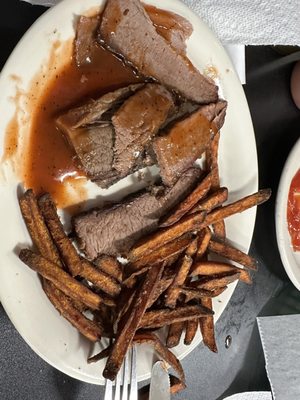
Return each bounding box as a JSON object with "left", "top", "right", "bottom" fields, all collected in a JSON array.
[{"left": 287, "top": 169, "right": 300, "bottom": 251}]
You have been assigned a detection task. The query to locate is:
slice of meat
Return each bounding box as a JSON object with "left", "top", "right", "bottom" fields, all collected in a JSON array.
[
  {"left": 57, "top": 84, "right": 143, "bottom": 130},
  {"left": 56, "top": 84, "right": 143, "bottom": 183},
  {"left": 74, "top": 16, "right": 100, "bottom": 67},
  {"left": 99, "top": 0, "right": 218, "bottom": 104},
  {"left": 112, "top": 83, "right": 175, "bottom": 175},
  {"left": 145, "top": 5, "right": 193, "bottom": 55},
  {"left": 153, "top": 101, "right": 227, "bottom": 186},
  {"left": 73, "top": 167, "right": 201, "bottom": 259}
]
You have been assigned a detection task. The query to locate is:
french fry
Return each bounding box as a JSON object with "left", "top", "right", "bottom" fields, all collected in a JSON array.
[
  {"left": 96, "top": 255, "right": 123, "bottom": 283},
  {"left": 181, "top": 286, "right": 227, "bottom": 302},
  {"left": 170, "top": 375, "right": 187, "bottom": 394},
  {"left": 134, "top": 331, "right": 185, "bottom": 385},
  {"left": 43, "top": 279, "right": 102, "bottom": 342},
  {"left": 103, "top": 264, "right": 163, "bottom": 381},
  {"left": 113, "top": 287, "right": 136, "bottom": 331},
  {"left": 38, "top": 193, "right": 82, "bottom": 276},
  {"left": 93, "top": 304, "right": 114, "bottom": 337},
  {"left": 204, "top": 189, "right": 271, "bottom": 227},
  {"left": 128, "top": 211, "right": 206, "bottom": 262},
  {"left": 19, "top": 249, "right": 109, "bottom": 310},
  {"left": 80, "top": 259, "right": 121, "bottom": 297},
  {"left": 206, "top": 132, "right": 220, "bottom": 174},
  {"left": 160, "top": 173, "right": 212, "bottom": 227},
  {"left": 147, "top": 276, "right": 173, "bottom": 309},
  {"left": 212, "top": 220, "right": 226, "bottom": 241},
  {"left": 19, "top": 191, "right": 88, "bottom": 314},
  {"left": 199, "top": 297, "right": 217, "bottom": 353},
  {"left": 190, "top": 261, "right": 252, "bottom": 284},
  {"left": 165, "top": 255, "right": 193, "bottom": 308},
  {"left": 206, "top": 133, "right": 226, "bottom": 239},
  {"left": 195, "top": 227, "right": 212, "bottom": 260},
  {"left": 208, "top": 240, "right": 258, "bottom": 270},
  {"left": 88, "top": 344, "right": 113, "bottom": 364},
  {"left": 128, "top": 233, "right": 192, "bottom": 272},
  {"left": 190, "top": 271, "right": 240, "bottom": 291},
  {"left": 139, "top": 304, "right": 213, "bottom": 330},
  {"left": 184, "top": 319, "right": 198, "bottom": 345},
  {"left": 185, "top": 236, "right": 200, "bottom": 257},
  {"left": 19, "top": 190, "right": 61, "bottom": 266},
  {"left": 167, "top": 322, "right": 185, "bottom": 348},
  {"left": 189, "top": 187, "right": 228, "bottom": 215}
]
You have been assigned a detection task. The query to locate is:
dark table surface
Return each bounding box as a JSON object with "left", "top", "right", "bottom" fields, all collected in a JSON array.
[{"left": 1, "top": 1, "right": 300, "bottom": 399}]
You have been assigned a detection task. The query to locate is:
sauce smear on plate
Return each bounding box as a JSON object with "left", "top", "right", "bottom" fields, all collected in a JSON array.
[
  {"left": 23, "top": 43, "right": 141, "bottom": 207},
  {"left": 287, "top": 169, "right": 300, "bottom": 251}
]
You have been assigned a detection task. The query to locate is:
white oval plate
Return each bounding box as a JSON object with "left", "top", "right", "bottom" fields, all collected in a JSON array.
[
  {"left": 276, "top": 137, "right": 300, "bottom": 290},
  {"left": 0, "top": 0, "right": 258, "bottom": 385}
]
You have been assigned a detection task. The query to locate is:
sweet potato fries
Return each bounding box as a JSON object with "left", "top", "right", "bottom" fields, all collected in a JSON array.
[{"left": 18, "top": 177, "right": 270, "bottom": 392}]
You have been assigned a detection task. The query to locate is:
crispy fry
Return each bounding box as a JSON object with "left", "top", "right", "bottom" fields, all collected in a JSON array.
[
  {"left": 189, "top": 187, "right": 228, "bottom": 215},
  {"left": 190, "top": 271, "right": 240, "bottom": 291},
  {"left": 19, "top": 249, "right": 108, "bottom": 310},
  {"left": 103, "top": 264, "right": 163, "bottom": 381},
  {"left": 208, "top": 240, "right": 257, "bottom": 270},
  {"left": 167, "top": 322, "right": 185, "bottom": 348},
  {"left": 195, "top": 227, "right": 212, "bottom": 260},
  {"left": 38, "top": 193, "right": 82, "bottom": 276},
  {"left": 96, "top": 255, "right": 123, "bottom": 283},
  {"left": 170, "top": 375, "right": 187, "bottom": 394},
  {"left": 206, "top": 132, "right": 220, "bottom": 173},
  {"left": 204, "top": 189, "right": 272, "bottom": 226},
  {"left": 212, "top": 220, "right": 226, "bottom": 241},
  {"left": 200, "top": 297, "right": 217, "bottom": 353},
  {"left": 88, "top": 344, "right": 113, "bottom": 364},
  {"left": 190, "top": 261, "right": 251, "bottom": 284},
  {"left": 165, "top": 255, "right": 193, "bottom": 308},
  {"left": 186, "top": 236, "right": 200, "bottom": 257},
  {"left": 139, "top": 304, "right": 213, "bottom": 329},
  {"left": 19, "top": 191, "right": 88, "bottom": 313},
  {"left": 80, "top": 259, "right": 121, "bottom": 297},
  {"left": 128, "top": 233, "right": 192, "bottom": 272},
  {"left": 19, "top": 190, "right": 61, "bottom": 266},
  {"left": 206, "top": 133, "right": 225, "bottom": 238},
  {"left": 184, "top": 319, "right": 198, "bottom": 345},
  {"left": 147, "top": 276, "right": 173, "bottom": 309},
  {"left": 134, "top": 331, "right": 185, "bottom": 385},
  {"left": 128, "top": 211, "right": 206, "bottom": 262},
  {"left": 181, "top": 286, "right": 227, "bottom": 302},
  {"left": 43, "top": 279, "right": 102, "bottom": 342},
  {"left": 114, "top": 287, "right": 136, "bottom": 331},
  {"left": 160, "top": 173, "right": 212, "bottom": 227},
  {"left": 93, "top": 304, "right": 114, "bottom": 337},
  {"left": 190, "top": 261, "right": 243, "bottom": 278}
]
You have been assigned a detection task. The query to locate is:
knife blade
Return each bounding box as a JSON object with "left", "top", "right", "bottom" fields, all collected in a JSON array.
[{"left": 149, "top": 361, "right": 171, "bottom": 400}]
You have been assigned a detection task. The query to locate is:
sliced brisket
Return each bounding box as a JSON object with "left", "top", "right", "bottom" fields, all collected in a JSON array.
[
  {"left": 99, "top": 0, "right": 218, "bottom": 104},
  {"left": 73, "top": 167, "right": 201, "bottom": 259},
  {"left": 153, "top": 101, "right": 227, "bottom": 186},
  {"left": 112, "top": 83, "right": 175, "bottom": 176}
]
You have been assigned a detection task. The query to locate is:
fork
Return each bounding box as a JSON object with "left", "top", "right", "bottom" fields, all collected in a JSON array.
[{"left": 104, "top": 346, "right": 137, "bottom": 400}]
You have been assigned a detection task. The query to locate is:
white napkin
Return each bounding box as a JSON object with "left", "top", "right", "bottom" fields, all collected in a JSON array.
[
  {"left": 223, "top": 393, "right": 272, "bottom": 400},
  {"left": 22, "top": 0, "right": 300, "bottom": 46},
  {"left": 257, "top": 315, "right": 300, "bottom": 400}
]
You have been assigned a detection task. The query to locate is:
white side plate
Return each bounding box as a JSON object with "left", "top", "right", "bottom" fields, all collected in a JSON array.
[{"left": 276, "top": 137, "right": 300, "bottom": 290}]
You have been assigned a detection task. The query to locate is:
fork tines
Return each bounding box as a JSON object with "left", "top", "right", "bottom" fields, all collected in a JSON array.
[{"left": 104, "top": 346, "right": 137, "bottom": 400}]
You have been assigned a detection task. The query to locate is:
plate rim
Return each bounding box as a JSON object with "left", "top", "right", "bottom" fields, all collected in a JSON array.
[
  {"left": 276, "top": 136, "right": 300, "bottom": 291},
  {"left": 0, "top": 0, "right": 258, "bottom": 385}
]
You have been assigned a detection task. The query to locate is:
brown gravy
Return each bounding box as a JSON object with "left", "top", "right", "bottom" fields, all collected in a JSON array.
[
  {"left": 3, "top": 6, "right": 192, "bottom": 208},
  {"left": 23, "top": 42, "right": 141, "bottom": 207}
]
